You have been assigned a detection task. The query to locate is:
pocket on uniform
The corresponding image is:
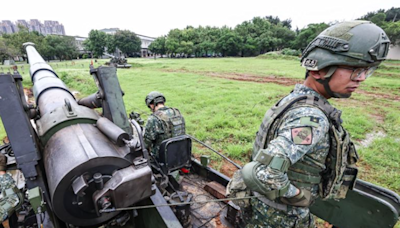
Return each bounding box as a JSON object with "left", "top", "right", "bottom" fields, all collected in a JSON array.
[
  {"left": 347, "top": 141, "right": 359, "bottom": 165},
  {"left": 336, "top": 166, "right": 358, "bottom": 198}
]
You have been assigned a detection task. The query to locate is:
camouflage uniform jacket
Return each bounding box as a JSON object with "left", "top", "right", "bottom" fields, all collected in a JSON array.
[
  {"left": 0, "top": 173, "right": 20, "bottom": 221},
  {"left": 249, "top": 84, "right": 332, "bottom": 226},
  {"left": 144, "top": 106, "right": 185, "bottom": 158}
]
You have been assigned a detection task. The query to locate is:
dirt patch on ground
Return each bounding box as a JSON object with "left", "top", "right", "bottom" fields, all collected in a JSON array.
[
  {"left": 163, "top": 69, "right": 302, "bottom": 86},
  {"left": 193, "top": 146, "right": 242, "bottom": 178},
  {"left": 356, "top": 89, "right": 400, "bottom": 101},
  {"left": 368, "top": 113, "right": 385, "bottom": 124},
  {"left": 219, "top": 160, "right": 242, "bottom": 178},
  {"left": 375, "top": 72, "right": 400, "bottom": 78},
  {"left": 207, "top": 72, "right": 302, "bottom": 86},
  {"left": 163, "top": 69, "right": 400, "bottom": 101}
]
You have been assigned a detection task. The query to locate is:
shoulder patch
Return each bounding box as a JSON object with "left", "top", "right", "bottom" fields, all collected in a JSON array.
[
  {"left": 300, "top": 117, "right": 320, "bottom": 127},
  {"left": 291, "top": 127, "right": 313, "bottom": 145}
]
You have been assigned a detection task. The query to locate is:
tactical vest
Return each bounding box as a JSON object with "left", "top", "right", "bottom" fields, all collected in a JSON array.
[
  {"left": 253, "top": 95, "right": 358, "bottom": 200},
  {"left": 153, "top": 107, "right": 186, "bottom": 145}
]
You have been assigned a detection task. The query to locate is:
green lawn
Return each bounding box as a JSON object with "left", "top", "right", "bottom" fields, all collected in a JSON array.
[{"left": 1, "top": 58, "right": 399, "bottom": 197}]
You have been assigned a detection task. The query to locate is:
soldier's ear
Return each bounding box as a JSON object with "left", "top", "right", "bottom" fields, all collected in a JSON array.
[{"left": 309, "top": 70, "right": 325, "bottom": 80}]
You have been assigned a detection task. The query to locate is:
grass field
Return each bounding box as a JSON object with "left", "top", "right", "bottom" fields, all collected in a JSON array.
[{"left": 1, "top": 57, "right": 399, "bottom": 226}]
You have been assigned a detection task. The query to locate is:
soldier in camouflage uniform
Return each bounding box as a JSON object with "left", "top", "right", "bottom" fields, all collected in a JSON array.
[
  {"left": 0, "top": 153, "right": 21, "bottom": 222},
  {"left": 143, "top": 91, "right": 186, "bottom": 159},
  {"left": 227, "top": 21, "right": 390, "bottom": 228}
]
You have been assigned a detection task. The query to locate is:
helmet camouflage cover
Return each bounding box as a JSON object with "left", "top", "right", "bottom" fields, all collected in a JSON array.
[
  {"left": 145, "top": 91, "right": 166, "bottom": 107},
  {"left": 301, "top": 20, "right": 390, "bottom": 71}
]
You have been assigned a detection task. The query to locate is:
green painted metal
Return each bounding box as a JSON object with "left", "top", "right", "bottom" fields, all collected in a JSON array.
[
  {"left": 200, "top": 155, "right": 210, "bottom": 167},
  {"left": 93, "top": 67, "right": 132, "bottom": 135},
  {"left": 311, "top": 188, "right": 399, "bottom": 228},
  {"left": 36, "top": 104, "right": 98, "bottom": 145},
  {"left": 28, "top": 187, "right": 45, "bottom": 214}
]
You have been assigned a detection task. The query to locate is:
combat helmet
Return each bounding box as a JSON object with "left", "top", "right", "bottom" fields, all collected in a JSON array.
[
  {"left": 145, "top": 91, "right": 166, "bottom": 108},
  {"left": 301, "top": 21, "right": 390, "bottom": 98},
  {"left": 301, "top": 20, "right": 390, "bottom": 71}
]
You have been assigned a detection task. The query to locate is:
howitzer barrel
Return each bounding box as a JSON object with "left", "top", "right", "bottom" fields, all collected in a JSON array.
[
  {"left": 23, "top": 43, "right": 153, "bottom": 227},
  {"left": 104, "top": 53, "right": 115, "bottom": 58},
  {"left": 24, "top": 42, "right": 76, "bottom": 116}
]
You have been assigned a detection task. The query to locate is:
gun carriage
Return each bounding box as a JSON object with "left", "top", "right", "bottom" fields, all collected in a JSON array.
[{"left": 104, "top": 53, "right": 132, "bottom": 69}]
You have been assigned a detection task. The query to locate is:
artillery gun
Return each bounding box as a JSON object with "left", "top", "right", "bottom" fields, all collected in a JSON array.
[
  {"left": 0, "top": 43, "right": 399, "bottom": 228},
  {"left": 104, "top": 53, "right": 132, "bottom": 69}
]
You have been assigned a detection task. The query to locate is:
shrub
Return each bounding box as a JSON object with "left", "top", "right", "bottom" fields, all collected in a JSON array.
[
  {"left": 281, "top": 48, "right": 301, "bottom": 56},
  {"left": 257, "top": 51, "right": 299, "bottom": 60}
]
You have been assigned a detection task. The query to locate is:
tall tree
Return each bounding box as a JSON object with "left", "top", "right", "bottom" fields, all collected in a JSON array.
[
  {"left": 271, "top": 24, "right": 296, "bottom": 51},
  {"left": 196, "top": 26, "right": 219, "bottom": 56},
  {"left": 359, "top": 9, "right": 385, "bottom": 21},
  {"left": 235, "top": 20, "right": 257, "bottom": 56},
  {"left": 148, "top": 36, "right": 167, "bottom": 57},
  {"left": 0, "top": 37, "right": 18, "bottom": 63},
  {"left": 370, "top": 13, "right": 387, "bottom": 26},
  {"left": 83, "top": 30, "right": 107, "bottom": 58},
  {"left": 216, "top": 27, "right": 242, "bottom": 57},
  {"left": 178, "top": 27, "right": 197, "bottom": 56},
  {"left": 235, "top": 18, "right": 271, "bottom": 56},
  {"left": 291, "top": 23, "right": 329, "bottom": 50},
  {"left": 166, "top": 29, "right": 182, "bottom": 55},
  {"left": 2, "top": 25, "right": 46, "bottom": 58},
  {"left": 114, "top": 30, "right": 141, "bottom": 57},
  {"left": 359, "top": 8, "right": 400, "bottom": 22},
  {"left": 383, "top": 21, "right": 400, "bottom": 45},
  {"left": 105, "top": 34, "right": 117, "bottom": 54},
  {"left": 385, "top": 7, "right": 400, "bottom": 22},
  {"left": 44, "top": 35, "right": 78, "bottom": 61}
]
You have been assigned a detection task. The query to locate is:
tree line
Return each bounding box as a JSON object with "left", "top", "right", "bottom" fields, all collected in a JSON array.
[
  {"left": 150, "top": 16, "right": 299, "bottom": 57},
  {"left": 82, "top": 29, "right": 141, "bottom": 58},
  {"left": 0, "top": 26, "right": 78, "bottom": 63},
  {"left": 149, "top": 8, "right": 400, "bottom": 57},
  {"left": 0, "top": 7, "right": 399, "bottom": 63}
]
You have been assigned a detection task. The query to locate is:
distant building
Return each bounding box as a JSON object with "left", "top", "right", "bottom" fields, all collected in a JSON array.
[
  {"left": 99, "top": 28, "right": 156, "bottom": 57},
  {"left": 0, "top": 20, "right": 18, "bottom": 34},
  {"left": 70, "top": 36, "right": 90, "bottom": 57},
  {"left": 387, "top": 45, "right": 400, "bottom": 60},
  {"left": 0, "top": 19, "right": 65, "bottom": 36},
  {"left": 16, "top": 20, "right": 29, "bottom": 27},
  {"left": 99, "top": 28, "right": 119, "bottom": 35},
  {"left": 136, "top": 34, "right": 156, "bottom": 57}
]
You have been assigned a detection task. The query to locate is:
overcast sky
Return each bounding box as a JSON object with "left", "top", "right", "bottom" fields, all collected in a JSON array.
[{"left": 1, "top": 0, "right": 399, "bottom": 38}]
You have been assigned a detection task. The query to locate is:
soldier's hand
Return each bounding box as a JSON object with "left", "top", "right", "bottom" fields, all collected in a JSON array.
[
  {"left": 0, "top": 153, "right": 7, "bottom": 172},
  {"left": 130, "top": 111, "right": 145, "bottom": 126},
  {"left": 279, "top": 189, "right": 312, "bottom": 207}
]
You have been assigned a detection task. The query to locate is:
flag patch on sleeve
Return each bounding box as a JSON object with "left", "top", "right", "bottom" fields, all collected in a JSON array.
[{"left": 291, "top": 127, "right": 313, "bottom": 145}]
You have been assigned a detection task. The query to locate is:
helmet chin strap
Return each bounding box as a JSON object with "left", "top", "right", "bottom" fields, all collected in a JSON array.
[
  {"left": 149, "top": 104, "right": 156, "bottom": 112},
  {"left": 315, "top": 66, "right": 351, "bottom": 98}
]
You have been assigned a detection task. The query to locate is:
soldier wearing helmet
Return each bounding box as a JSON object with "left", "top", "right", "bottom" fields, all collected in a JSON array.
[
  {"left": 227, "top": 21, "right": 390, "bottom": 227},
  {"left": 143, "top": 91, "right": 186, "bottom": 159}
]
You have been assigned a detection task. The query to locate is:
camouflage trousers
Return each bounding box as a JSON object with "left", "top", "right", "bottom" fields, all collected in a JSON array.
[
  {"left": 244, "top": 198, "right": 315, "bottom": 228},
  {"left": 0, "top": 173, "right": 20, "bottom": 221}
]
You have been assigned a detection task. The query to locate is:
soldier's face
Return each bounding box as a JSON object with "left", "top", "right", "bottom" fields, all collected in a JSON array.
[
  {"left": 149, "top": 104, "right": 155, "bottom": 112},
  {"left": 328, "top": 65, "right": 367, "bottom": 96}
]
